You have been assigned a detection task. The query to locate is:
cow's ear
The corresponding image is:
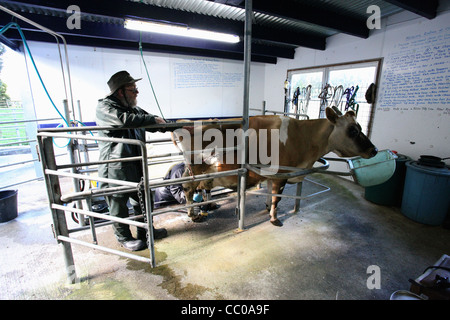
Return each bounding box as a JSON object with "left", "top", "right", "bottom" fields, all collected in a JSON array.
[
  {"left": 325, "top": 107, "right": 339, "bottom": 124},
  {"left": 345, "top": 110, "right": 356, "bottom": 118}
]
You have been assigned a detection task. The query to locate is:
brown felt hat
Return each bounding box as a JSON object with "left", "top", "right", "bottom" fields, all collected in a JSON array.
[{"left": 107, "top": 70, "right": 141, "bottom": 96}]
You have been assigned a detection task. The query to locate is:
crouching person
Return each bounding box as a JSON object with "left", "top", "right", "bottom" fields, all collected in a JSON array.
[{"left": 154, "top": 162, "right": 219, "bottom": 221}]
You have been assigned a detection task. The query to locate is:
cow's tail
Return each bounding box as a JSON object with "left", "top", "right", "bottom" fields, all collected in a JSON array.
[
  {"left": 170, "top": 131, "right": 195, "bottom": 179},
  {"left": 170, "top": 132, "right": 182, "bottom": 153}
]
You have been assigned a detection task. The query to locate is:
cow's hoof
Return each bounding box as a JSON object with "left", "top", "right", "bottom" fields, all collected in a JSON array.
[
  {"left": 191, "top": 215, "right": 207, "bottom": 223},
  {"left": 270, "top": 219, "right": 283, "bottom": 227}
]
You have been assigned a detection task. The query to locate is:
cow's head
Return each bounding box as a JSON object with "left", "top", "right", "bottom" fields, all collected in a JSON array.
[{"left": 326, "top": 107, "right": 377, "bottom": 159}]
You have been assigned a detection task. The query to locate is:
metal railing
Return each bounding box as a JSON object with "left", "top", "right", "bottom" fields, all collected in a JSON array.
[
  {"left": 0, "top": 114, "right": 62, "bottom": 189},
  {"left": 250, "top": 101, "right": 310, "bottom": 120},
  {"left": 36, "top": 116, "right": 361, "bottom": 285},
  {"left": 36, "top": 120, "right": 248, "bottom": 284}
]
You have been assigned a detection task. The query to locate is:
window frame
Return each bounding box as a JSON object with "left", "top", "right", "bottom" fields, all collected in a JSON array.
[{"left": 286, "top": 58, "right": 383, "bottom": 138}]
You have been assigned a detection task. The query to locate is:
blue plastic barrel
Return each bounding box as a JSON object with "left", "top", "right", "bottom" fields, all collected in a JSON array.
[{"left": 401, "top": 161, "right": 449, "bottom": 226}]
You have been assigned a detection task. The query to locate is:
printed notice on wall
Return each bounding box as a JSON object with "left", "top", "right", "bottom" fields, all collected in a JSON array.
[
  {"left": 172, "top": 58, "right": 243, "bottom": 89},
  {"left": 169, "top": 57, "right": 244, "bottom": 117},
  {"left": 378, "top": 25, "right": 450, "bottom": 115}
]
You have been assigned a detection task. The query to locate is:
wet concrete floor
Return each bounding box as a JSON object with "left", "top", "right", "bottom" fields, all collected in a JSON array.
[{"left": 1, "top": 172, "right": 449, "bottom": 300}]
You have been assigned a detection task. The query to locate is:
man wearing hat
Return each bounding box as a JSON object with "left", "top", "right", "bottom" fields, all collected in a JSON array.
[{"left": 96, "top": 70, "right": 170, "bottom": 251}]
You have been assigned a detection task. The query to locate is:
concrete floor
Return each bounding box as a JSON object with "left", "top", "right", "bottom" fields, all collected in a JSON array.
[{"left": 1, "top": 169, "right": 450, "bottom": 300}]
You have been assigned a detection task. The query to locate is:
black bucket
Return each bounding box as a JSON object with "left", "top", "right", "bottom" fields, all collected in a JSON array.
[{"left": 0, "top": 190, "right": 18, "bottom": 223}]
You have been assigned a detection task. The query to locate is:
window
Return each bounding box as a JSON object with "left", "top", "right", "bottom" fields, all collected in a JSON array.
[{"left": 286, "top": 59, "right": 381, "bottom": 137}]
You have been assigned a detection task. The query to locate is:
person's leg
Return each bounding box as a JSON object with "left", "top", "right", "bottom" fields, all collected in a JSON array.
[
  {"left": 106, "top": 195, "right": 132, "bottom": 241},
  {"left": 106, "top": 195, "right": 146, "bottom": 251},
  {"left": 130, "top": 193, "right": 168, "bottom": 241}
]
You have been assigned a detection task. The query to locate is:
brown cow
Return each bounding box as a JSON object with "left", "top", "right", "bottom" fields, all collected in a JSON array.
[{"left": 173, "top": 107, "right": 377, "bottom": 226}]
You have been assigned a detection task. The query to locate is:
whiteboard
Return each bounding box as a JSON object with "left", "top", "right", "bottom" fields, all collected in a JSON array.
[
  {"left": 377, "top": 14, "right": 450, "bottom": 114},
  {"left": 168, "top": 57, "right": 244, "bottom": 118},
  {"left": 373, "top": 11, "right": 450, "bottom": 159}
]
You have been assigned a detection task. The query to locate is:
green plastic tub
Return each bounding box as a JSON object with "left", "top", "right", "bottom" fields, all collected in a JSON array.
[
  {"left": 364, "top": 154, "right": 410, "bottom": 206},
  {"left": 348, "top": 149, "right": 397, "bottom": 187}
]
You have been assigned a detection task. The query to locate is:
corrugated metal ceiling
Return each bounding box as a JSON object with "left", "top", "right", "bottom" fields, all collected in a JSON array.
[
  {"left": 140, "top": 0, "right": 403, "bottom": 36},
  {"left": 0, "top": 0, "right": 441, "bottom": 63}
]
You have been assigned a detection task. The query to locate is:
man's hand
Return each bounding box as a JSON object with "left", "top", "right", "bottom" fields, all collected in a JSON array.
[
  {"left": 182, "top": 126, "right": 195, "bottom": 134},
  {"left": 155, "top": 117, "right": 166, "bottom": 124}
]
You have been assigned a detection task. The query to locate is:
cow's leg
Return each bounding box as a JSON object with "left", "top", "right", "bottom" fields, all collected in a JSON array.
[
  {"left": 268, "top": 179, "right": 286, "bottom": 227},
  {"left": 265, "top": 180, "right": 273, "bottom": 211},
  {"left": 182, "top": 181, "right": 203, "bottom": 221}
]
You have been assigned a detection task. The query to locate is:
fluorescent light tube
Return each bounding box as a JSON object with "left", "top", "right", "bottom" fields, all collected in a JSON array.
[{"left": 124, "top": 19, "right": 240, "bottom": 43}]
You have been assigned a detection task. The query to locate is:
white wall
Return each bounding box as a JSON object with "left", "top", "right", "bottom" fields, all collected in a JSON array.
[
  {"left": 2, "top": 4, "right": 448, "bottom": 162},
  {"left": 264, "top": 5, "right": 450, "bottom": 161},
  {"left": 3, "top": 42, "right": 265, "bottom": 124},
  {"left": 372, "top": 9, "right": 450, "bottom": 160}
]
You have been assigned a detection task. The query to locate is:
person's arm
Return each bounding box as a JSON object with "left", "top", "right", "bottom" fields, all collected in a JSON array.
[
  {"left": 169, "top": 183, "right": 186, "bottom": 204},
  {"left": 120, "top": 106, "right": 157, "bottom": 128},
  {"left": 96, "top": 100, "right": 156, "bottom": 127},
  {"left": 168, "top": 165, "right": 186, "bottom": 204}
]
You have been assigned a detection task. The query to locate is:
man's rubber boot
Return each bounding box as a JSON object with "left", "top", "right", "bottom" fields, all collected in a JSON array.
[
  {"left": 119, "top": 238, "right": 146, "bottom": 251},
  {"left": 137, "top": 227, "right": 168, "bottom": 241}
]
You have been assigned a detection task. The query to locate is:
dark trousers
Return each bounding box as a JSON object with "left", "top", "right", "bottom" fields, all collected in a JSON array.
[{"left": 106, "top": 192, "right": 147, "bottom": 242}]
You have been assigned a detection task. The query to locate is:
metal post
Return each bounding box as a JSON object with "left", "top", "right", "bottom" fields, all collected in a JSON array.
[
  {"left": 38, "top": 136, "right": 77, "bottom": 284},
  {"left": 238, "top": 0, "right": 252, "bottom": 231},
  {"left": 293, "top": 181, "right": 303, "bottom": 213},
  {"left": 202, "top": 190, "right": 211, "bottom": 216},
  {"left": 265, "top": 179, "right": 273, "bottom": 209},
  {"left": 76, "top": 100, "right": 91, "bottom": 165},
  {"left": 242, "top": 0, "right": 252, "bottom": 130},
  {"left": 83, "top": 197, "right": 98, "bottom": 244},
  {"left": 63, "top": 99, "right": 85, "bottom": 226},
  {"left": 140, "top": 143, "right": 155, "bottom": 267}
]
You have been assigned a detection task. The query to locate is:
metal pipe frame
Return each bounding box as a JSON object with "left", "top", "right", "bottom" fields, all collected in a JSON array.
[
  {"left": 247, "top": 177, "right": 330, "bottom": 204},
  {"left": 58, "top": 168, "right": 246, "bottom": 203},
  {"left": 57, "top": 235, "right": 151, "bottom": 264},
  {"left": 322, "top": 157, "right": 355, "bottom": 177},
  {"left": 52, "top": 203, "right": 148, "bottom": 229},
  {"left": 32, "top": 0, "right": 351, "bottom": 283},
  {"left": 245, "top": 158, "right": 330, "bottom": 179},
  {"left": 37, "top": 135, "right": 76, "bottom": 283},
  {"left": 0, "top": 117, "right": 60, "bottom": 125},
  {"left": 37, "top": 121, "right": 250, "bottom": 277},
  {"left": 37, "top": 133, "right": 156, "bottom": 273},
  {"left": 37, "top": 105, "right": 358, "bottom": 285},
  {"left": 45, "top": 168, "right": 139, "bottom": 188},
  {"left": 0, "top": 177, "right": 43, "bottom": 190},
  {"left": 67, "top": 188, "right": 235, "bottom": 234},
  {"left": 0, "top": 139, "right": 36, "bottom": 147},
  {"left": 249, "top": 106, "right": 310, "bottom": 120},
  {"left": 237, "top": 0, "right": 252, "bottom": 232},
  {"left": 37, "top": 120, "right": 243, "bottom": 133}
]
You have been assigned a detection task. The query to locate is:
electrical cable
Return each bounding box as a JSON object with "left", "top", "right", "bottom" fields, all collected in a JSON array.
[
  {"left": 0, "top": 21, "right": 97, "bottom": 149},
  {"left": 0, "top": 4, "right": 76, "bottom": 120},
  {"left": 138, "top": 31, "right": 166, "bottom": 120}
]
